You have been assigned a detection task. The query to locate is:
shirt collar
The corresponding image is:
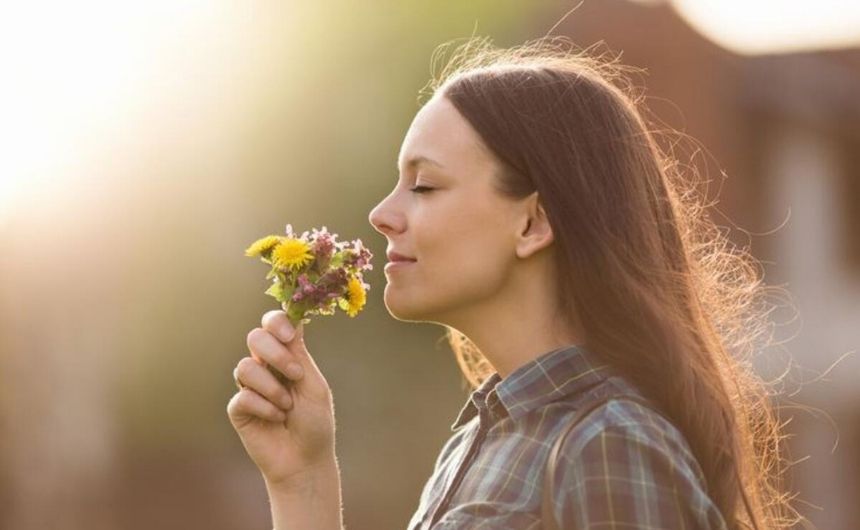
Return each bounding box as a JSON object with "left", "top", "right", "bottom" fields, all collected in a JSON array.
[{"left": 450, "top": 343, "right": 613, "bottom": 431}]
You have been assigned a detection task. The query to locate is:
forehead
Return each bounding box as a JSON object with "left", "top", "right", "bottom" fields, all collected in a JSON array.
[{"left": 397, "top": 96, "right": 493, "bottom": 173}]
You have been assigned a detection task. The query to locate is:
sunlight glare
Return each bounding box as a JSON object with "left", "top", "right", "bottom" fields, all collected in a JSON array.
[
  {"left": 0, "top": 1, "right": 214, "bottom": 228},
  {"left": 669, "top": 0, "right": 860, "bottom": 54}
]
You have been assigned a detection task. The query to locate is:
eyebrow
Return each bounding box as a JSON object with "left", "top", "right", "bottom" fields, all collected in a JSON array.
[{"left": 397, "top": 155, "right": 445, "bottom": 172}]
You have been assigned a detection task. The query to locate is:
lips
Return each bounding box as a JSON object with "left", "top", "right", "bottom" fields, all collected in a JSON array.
[
  {"left": 384, "top": 259, "right": 415, "bottom": 273},
  {"left": 386, "top": 250, "right": 416, "bottom": 262}
]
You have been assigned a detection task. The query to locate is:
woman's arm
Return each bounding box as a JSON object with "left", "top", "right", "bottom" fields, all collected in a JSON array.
[{"left": 265, "top": 459, "right": 345, "bottom": 530}]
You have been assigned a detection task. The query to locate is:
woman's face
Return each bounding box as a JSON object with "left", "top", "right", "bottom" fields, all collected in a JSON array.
[{"left": 368, "top": 95, "right": 525, "bottom": 325}]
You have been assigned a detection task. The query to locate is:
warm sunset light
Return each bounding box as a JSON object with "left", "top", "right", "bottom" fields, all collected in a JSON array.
[{"left": 0, "top": 1, "right": 253, "bottom": 228}]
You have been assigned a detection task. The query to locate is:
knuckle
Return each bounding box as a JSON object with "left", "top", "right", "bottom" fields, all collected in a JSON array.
[
  {"left": 261, "top": 309, "right": 285, "bottom": 329},
  {"left": 236, "top": 357, "right": 255, "bottom": 377},
  {"left": 236, "top": 388, "right": 257, "bottom": 408},
  {"left": 227, "top": 392, "right": 247, "bottom": 415},
  {"left": 270, "top": 348, "right": 288, "bottom": 369},
  {"left": 262, "top": 311, "right": 295, "bottom": 342},
  {"left": 246, "top": 327, "right": 265, "bottom": 348}
]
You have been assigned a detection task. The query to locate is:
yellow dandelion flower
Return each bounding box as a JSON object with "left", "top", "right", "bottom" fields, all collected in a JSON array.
[
  {"left": 244, "top": 235, "right": 282, "bottom": 257},
  {"left": 345, "top": 275, "right": 366, "bottom": 317},
  {"left": 272, "top": 238, "right": 314, "bottom": 270}
]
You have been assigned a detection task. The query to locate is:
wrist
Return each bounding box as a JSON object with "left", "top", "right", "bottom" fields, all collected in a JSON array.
[
  {"left": 264, "top": 458, "right": 341, "bottom": 496},
  {"left": 265, "top": 460, "right": 343, "bottom": 530}
]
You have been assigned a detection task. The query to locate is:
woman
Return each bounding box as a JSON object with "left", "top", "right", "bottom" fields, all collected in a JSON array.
[{"left": 227, "top": 37, "right": 799, "bottom": 530}]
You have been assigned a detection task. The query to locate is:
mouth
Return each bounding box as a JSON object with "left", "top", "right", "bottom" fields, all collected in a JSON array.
[
  {"left": 386, "top": 250, "right": 417, "bottom": 262},
  {"left": 384, "top": 259, "right": 416, "bottom": 273}
]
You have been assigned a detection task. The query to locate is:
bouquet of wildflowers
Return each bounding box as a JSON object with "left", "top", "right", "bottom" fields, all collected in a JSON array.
[{"left": 244, "top": 224, "right": 373, "bottom": 386}]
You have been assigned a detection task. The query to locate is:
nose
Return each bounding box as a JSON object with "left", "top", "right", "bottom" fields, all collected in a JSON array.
[
  {"left": 368, "top": 201, "right": 383, "bottom": 233},
  {"left": 368, "top": 193, "right": 399, "bottom": 236}
]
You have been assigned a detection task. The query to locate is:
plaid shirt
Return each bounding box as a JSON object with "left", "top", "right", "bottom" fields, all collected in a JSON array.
[{"left": 407, "top": 344, "right": 728, "bottom": 529}]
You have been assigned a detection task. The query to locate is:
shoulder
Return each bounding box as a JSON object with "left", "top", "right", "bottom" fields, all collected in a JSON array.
[
  {"left": 549, "top": 392, "right": 727, "bottom": 529},
  {"left": 559, "top": 393, "right": 704, "bottom": 481}
]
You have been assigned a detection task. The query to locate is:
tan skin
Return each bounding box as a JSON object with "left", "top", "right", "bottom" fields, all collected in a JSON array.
[
  {"left": 226, "top": 94, "right": 582, "bottom": 526},
  {"left": 226, "top": 316, "right": 337, "bottom": 487}
]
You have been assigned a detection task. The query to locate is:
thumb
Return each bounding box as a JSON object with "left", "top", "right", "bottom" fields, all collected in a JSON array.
[{"left": 284, "top": 321, "right": 330, "bottom": 394}]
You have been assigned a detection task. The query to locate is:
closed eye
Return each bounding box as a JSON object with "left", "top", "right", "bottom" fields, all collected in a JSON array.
[{"left": 409, "top": 185, "right": 434, "bottom": 194}]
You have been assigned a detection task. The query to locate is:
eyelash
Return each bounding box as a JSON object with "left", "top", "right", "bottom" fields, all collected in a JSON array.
[{"left": 409, "top": 185, "right": 434, "bottom": 194}]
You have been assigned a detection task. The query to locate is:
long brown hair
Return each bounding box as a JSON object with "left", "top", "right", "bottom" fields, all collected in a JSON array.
[{"left": 422, "top": 36, "right": 803, "bottom": 530}]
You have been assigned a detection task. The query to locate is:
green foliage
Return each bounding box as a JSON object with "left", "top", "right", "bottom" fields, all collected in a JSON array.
[{"left": 264, "top": 282, "right": 285, "bottom": 302}]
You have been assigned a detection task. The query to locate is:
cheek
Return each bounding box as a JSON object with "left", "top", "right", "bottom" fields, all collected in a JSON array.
[
  {"left": 382, "top": 224, "right": 513, "bottom": 321},
  {"left": 424, "top": 227, "right": 512, "bottom": 294},
  {"left": 410, "top": 195, "right": 514, "bottom": 287}
]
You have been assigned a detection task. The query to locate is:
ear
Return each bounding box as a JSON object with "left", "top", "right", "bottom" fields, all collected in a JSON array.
[{"left": 515, "top": 191, "right": 554, "bottom": 259}]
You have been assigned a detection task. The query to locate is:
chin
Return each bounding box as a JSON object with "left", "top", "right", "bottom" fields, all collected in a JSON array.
[
  {"left": 383, "top": 284, "right": 455, "bottom": 326},
  {"left": 383, "top": 285, "right": 422, "bottom": 322}
]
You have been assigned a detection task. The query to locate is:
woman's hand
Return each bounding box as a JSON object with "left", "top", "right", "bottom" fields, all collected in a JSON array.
[{"left": 227, "top": 310, "right": 337, "bottom": 489}]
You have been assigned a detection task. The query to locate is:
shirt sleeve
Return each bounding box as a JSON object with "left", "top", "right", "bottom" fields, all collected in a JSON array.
[
  {"left": 552, "top": 422, "right": 728, "bottom": 530},
  {"left": 408, "top": 430, "right": 472, "bottom": 530}
]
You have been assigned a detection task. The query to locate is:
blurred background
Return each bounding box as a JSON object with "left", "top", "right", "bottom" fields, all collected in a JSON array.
[{"left": 1, "top": 1, "right": 858, "bottom": 528}]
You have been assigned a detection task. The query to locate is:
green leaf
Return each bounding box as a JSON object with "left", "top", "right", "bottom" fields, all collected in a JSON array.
[
  {"left": 265, "top": 282, "right": 285, "bottom": 302},
  {"left": 329, "top": 251, "right": 345, "bottom": 269}
]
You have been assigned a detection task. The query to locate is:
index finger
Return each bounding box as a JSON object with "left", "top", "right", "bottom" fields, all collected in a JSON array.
[{"left": 261, "top": 309, "right": 297, "bottom": 344}]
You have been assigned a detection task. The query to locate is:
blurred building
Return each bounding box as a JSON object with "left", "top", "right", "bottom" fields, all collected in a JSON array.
[{"left": 547, "top": 1, "right": 860, "bottom": 528}]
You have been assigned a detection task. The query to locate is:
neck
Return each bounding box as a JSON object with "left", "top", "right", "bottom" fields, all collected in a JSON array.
[{"left": 442, "top": 263, "right": 582, "bottom": 379}]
